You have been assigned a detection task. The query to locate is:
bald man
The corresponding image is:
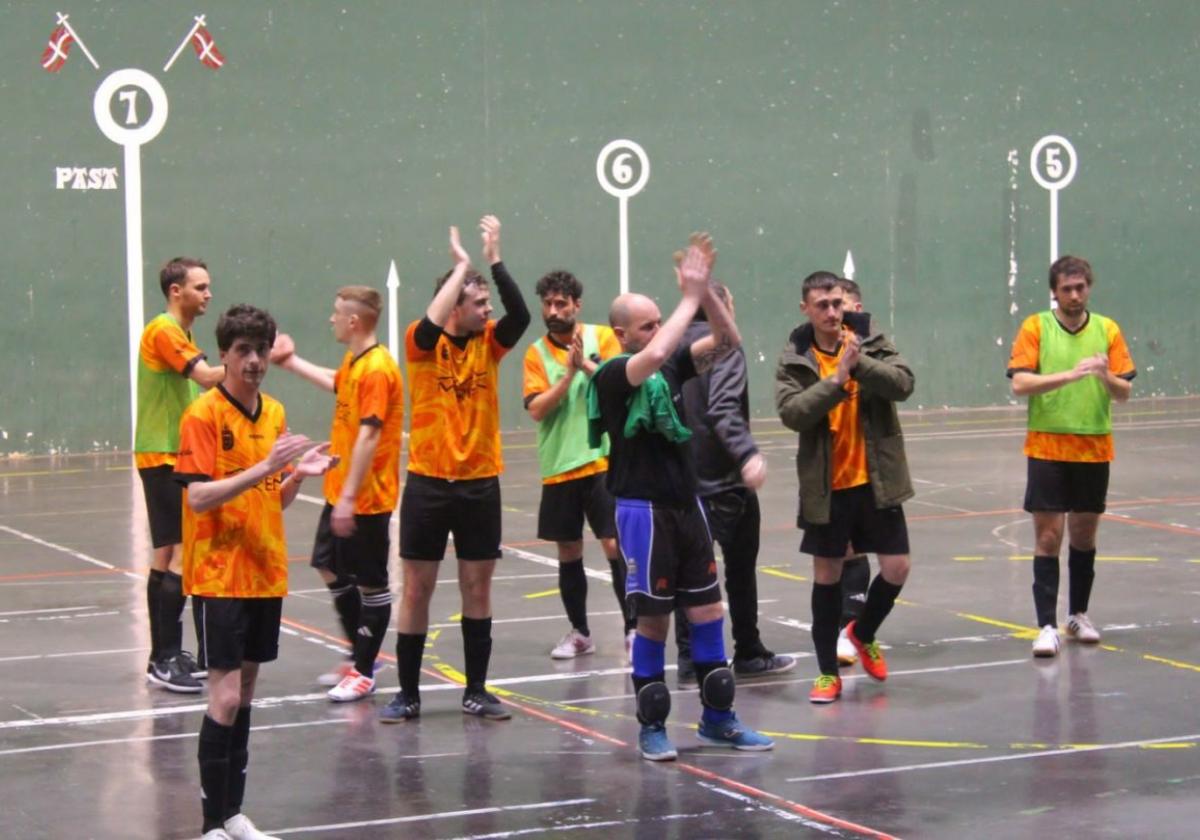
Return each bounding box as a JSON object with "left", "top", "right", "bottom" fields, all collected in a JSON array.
[{"left": 588, "top": 235, "right": 773, "bottom": 761}]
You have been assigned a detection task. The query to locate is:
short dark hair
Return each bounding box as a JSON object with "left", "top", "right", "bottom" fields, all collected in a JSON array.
[
  {"left": 1049, "top": 255, "right": 1093, "bottom": 290},
  {"left": 535, "top": 269, "right": 583, "bottom": 301},
  {"left": 159, "top": 257, "right": 207, "bottom": 297},
  {"left": 801, "top": 271, "right": 840, "bottom": 301},
  {"left": 836, "top": 277, "right": 861, "bottom": 301},
  {"left": 435, "top": 267, "right": 487, "bottom": 306},
  {"left": 215, "top": 304, "right": 277, "bottom": 352}
]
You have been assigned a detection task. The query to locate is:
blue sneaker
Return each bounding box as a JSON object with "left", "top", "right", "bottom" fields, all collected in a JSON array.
[
  {"left": 697, "top": 713, "right": 774, "bottom": 751},
  {"left": 639, "top": 722, "right": 678, "bottom": 761},
  {"left": 379, "top": 691, "right": 420, "bottom": 723}
]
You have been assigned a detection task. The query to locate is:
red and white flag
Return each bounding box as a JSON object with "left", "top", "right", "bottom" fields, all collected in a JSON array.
[
  {"left": 40, "top": 24, "right": 74, "bottom": 72},
  {"left": 190, "top": 25, "right": 225, "bottom": 70}
]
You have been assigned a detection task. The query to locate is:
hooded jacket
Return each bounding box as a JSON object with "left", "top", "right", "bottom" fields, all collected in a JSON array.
[{"left": 774, "top": 311, "right": 915, "bottom": 525}]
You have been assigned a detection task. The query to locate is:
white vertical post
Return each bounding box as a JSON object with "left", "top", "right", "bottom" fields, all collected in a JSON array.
[{"left": 124, "top": 143, "right": 144, "bottom": 449}]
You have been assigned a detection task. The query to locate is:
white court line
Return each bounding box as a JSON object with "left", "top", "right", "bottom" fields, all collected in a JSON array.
[
  {"left": 0, "top": 605, "right": 97, "bottom": 617},
  {"left": 0, "top": 717, "right": 346, "bottom": 757},
  {"left": 0, "top": 646, "right": 147, "bottom": 664},
  {"left": 0, "top": 525, "right": 141, "bottom": 581},
  {"left": 699, "top": 782, "right": 833, "bottom": 830},
  {"left": 786, "top": 731, "right": 1200, "bottom": 783},
  {"left": 269, "top": 798, "right": 595, "bottom": 836}
]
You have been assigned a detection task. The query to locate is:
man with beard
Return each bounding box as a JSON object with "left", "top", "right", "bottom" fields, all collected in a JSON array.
[
  {"left": 589, "top": 234, "right": 773, "bottom": 760},
  {"left": 523, "top": 270, "right": 633, "bottom": 660},
  {"left": 380, "top": 217, "right": 531, "bottom": 723},
  {"left": 1007, "top": 255, "right": 1135, "bottom": 657}
]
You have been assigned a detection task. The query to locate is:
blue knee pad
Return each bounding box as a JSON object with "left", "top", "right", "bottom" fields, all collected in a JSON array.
[{"left": 690, "top": 617, "right": 726, "bottom": 663}]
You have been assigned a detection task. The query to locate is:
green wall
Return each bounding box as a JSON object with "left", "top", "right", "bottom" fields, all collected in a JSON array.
[{"left": 3, "top": 1, "right": 1197, "bottom": 454}]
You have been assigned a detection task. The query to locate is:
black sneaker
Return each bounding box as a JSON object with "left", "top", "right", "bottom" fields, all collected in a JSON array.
[
  {"left": 733, "top": 652, "right": 798, "bottom": 679},
  {"left": 178, "top": 650, "right": 208, "bottom": 680},
  {"left": 379, "top": 691, "right": 421, "bottom": 724},
  {"left": 462, "top": 688, "right": 511, "bottom": 720},
  {"left": 147, "top": 655, "right": 204, "bottom": 694}
]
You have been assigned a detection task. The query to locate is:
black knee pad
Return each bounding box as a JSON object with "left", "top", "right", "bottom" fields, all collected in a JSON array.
[
  {"left": 700, "top": 666, "right": 735, "bottom": 712},
  {"left": 636, "top": 681, "right": 671, "bottom": 725}
]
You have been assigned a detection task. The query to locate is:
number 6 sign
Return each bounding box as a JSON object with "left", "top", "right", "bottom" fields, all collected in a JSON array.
[{"left": 596, "top": 139, "right": 650, "bottom": 295}]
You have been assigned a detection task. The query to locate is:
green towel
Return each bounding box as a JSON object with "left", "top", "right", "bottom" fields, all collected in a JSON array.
[{"left": 587, "top": 355, "right": 692, "bottom": 448}]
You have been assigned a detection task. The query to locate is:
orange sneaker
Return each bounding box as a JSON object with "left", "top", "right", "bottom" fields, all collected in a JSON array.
[
  {"left": 809, "top": 673, "right": 843, "bottom": 704},
  {"left": 845, "top": 620, "right": 888, "bottom": 682}
]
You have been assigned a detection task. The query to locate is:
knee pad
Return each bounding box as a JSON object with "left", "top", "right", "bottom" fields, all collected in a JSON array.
[
  {"left": 636, "top": 681, "right": 671, "bottom": 725},
  {"left": 699, "top": 666, "right": 735, "bottom": 712}
]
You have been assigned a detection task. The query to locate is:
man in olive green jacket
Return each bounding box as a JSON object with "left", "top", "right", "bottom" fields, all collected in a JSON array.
[{"left": 774, "top": 271, "right": 914, "bottom": 704}]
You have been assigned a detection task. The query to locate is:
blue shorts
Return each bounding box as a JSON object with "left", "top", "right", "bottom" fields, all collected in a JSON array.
[{"left": 615, "top": 497, "right": 720, "bottom": 617}]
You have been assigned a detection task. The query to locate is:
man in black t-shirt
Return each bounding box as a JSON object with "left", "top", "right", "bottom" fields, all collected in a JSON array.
[{"left": 590, "top": 234, "right": 772, "bottom": 762}]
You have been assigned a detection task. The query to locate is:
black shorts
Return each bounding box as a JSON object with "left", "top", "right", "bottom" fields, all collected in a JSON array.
[
  {"left": 1024, "top": 457, "right": 1110, "bottom": 514},
  {"left": 196, "top": 596, "right": 283, "bottom": 670},
  {"left": 537, "top": 472, "right": 617, "bottom": 543},
  {"left": 138, "top": 465, "right": 183, "bottom": 549},
  {"left": 800, "top": 484, "right": 910, "bottom": 558},
  {"left": 310, "top": 503, "right": 392, "bottom": 588},
  {"left": 399, "top": 473, "right": 502, "bottom": 561},
  {"left": 616, "top": 497, "right": 721, "bottom": 617}
]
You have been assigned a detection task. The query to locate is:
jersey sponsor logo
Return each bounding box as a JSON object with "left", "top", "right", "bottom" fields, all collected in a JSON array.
[
  {"left": 656, "top": 577, "right": 669, "bottom": 593},
  {"left": 221, "top": 427, "right": 234, "bottom": 451},
  {"left": 436, "top": 372, "right": 490, "bottom": 402}
]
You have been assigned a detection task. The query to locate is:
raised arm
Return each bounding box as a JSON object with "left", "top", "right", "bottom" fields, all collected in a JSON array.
[
  {"left": 426, "top": 226, "right": 472, "bottom": 328},
  {"left": 482, "top": 215, "right": 531, "bottom": 348}
]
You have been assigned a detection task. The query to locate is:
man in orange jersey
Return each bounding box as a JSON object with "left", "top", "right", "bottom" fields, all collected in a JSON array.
[
  {"left": 175, "top": 304, "right": 333, "bottom": 840},
  {"left": 776, "top": 272, "right": 915, "bottom": 705},
  {"left": 380, "top": 217, "right": 530, "bottom": 723},
  {"left": 1007, "top": 255, "right": 1135, "bottom": 658},
  {"left": 271, "top": 286, "right": 405, "bottom": 701},
  {"left": 135, "top": 257, "right": 226, "bottom": 693},
  {"left": 522, "top": 269, "right": 633, "bottom": 661}
]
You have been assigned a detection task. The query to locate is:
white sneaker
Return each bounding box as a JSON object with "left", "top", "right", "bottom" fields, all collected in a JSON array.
[
  {"left": 201, "top": 831, "right": 233, "bottom": 840},
  {"left": 224, "top": 813, "right": 280, "bottom": 840},
  {"left": 837, "top": 627, "right": 858, "bottom": 666},
  {"left": 1032, "top": 625, "right": 1060, "bottom": 658},
  {"left": 551, "top": 628, "right": 596, "bottom": 660},
  {"left": 1066, "top": 613, "right": 1101, "bottom": 643},
  {"left": 625, "top": 629, "right": 636, "bottom": 665},
  {"left": 327, "top": 668, "right": 376, "bottom": 702}
]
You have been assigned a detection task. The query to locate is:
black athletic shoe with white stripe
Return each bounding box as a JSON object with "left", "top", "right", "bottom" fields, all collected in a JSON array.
[
  {"left": 461, "top": 688, "right": 511, "bottom": 720},
  {"left": 178, "top": 649, "right": 207, "bottom": 679},
  {"left": 147, "top": 654, "right": 204, "bottom": 693}
]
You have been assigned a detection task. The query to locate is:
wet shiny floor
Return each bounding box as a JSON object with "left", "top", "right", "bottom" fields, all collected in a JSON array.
[{"left": 2, "top": 397, "right": 1199, "bottom": 839}]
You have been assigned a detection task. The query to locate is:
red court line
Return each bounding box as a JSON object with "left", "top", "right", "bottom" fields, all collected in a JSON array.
[
  {"left": 280, "top": 616, "right": 896, "bottom": 838},
  {"left": 1103, "top": 514, "right": 1200, "bottom": 538},
  {"left": 906, "top": 495, "right": 1200, "bottom": 525},
  {"left": 0, "top": 568, "right": 123, "bottom": 582}
]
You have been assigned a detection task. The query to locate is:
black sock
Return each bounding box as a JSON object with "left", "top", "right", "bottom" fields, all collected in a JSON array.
[
  {"left": 855, "top": 575, "right": 904, "bottom": 643},
  {"left": 461, "top": 616, "right": 493, "bottom": 692},
  {"left": 1068, "top": 546, "right": 1096, "bottom": 615},
  {"left": 198, "top": 715, "right": 232, "bottom": 833},
  {"left": 147, "top": 570, "right": 165, "bottom": 662},
  {"left": 811, "top": 582, "right": 841, "bottom": 675},
  {"left": 607, "top": 554, "right": 635, "bottom": 632},
  {"left": 158, "top": 571, "right": 186, "bottom": 660},
  {"left": 327, "top": 577, "right": 362, "bottom": 649},
  {"left": 840, "top": 555, "right": 870, "bottom": 626},
  {"left": 225, "top": 707, "right": 252, "bottom": 820},
  {"left": 558, "top": 559, "right": 589, "bottom": 636},
  {"left": 395, "top": 632, "right": 426, "bottom": 700},
  {"left": 1032, "top": 555, "right": 1060, "bottom": 628},
  {"left": 355, "top": 591, "right": 392, "bottom": 677},
  {"left": 191, "top": 598, "right": 206, "bottom": 668}
]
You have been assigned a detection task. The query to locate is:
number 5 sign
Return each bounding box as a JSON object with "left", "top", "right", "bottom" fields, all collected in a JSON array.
[{"left": 1030, "top": 135, "right": 1078, "bottom": 264}]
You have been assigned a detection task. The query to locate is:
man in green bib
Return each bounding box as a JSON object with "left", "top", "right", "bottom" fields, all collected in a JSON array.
[
  {"left": 1007, "top": 255, "right": 1136, "bottom": 658},
  {"left": 135, "top": 258, "right": 226, "bottom": 691},
  {"left": 522, "top": 270, "right": 633, "bottom": 660}
]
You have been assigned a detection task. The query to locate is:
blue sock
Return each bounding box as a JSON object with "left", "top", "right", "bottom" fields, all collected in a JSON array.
[
  {"left": 692, "top": 618, "right": 733, "bottom": 725},
  {"left": 631, "top": 633, "right": 666, "bottom": 680}
]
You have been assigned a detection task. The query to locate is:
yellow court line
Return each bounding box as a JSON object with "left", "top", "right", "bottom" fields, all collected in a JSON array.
[
  {"left": 857, "top": 737, "right": 988, "bottom": 750},
  {"left": 1142, "top": 742, "right": 1196, "bottom": 749},
  {"left": 447, "top": 612, "right": 462, "bottom": 623},
  {"left": 952, "top": 556, "right": 986, "bottom": 562},
  {"left": 0, "top": 468, "right": 88, "bottom": 478},
  {"left": 954, "top": 612, "right": 1038, "bottom": 638},
  {"left": 1008, "top": 555, "right": 1159, "bottom": 562},
  {"left": 524, "top": 588, "right": 561, "bottom": 600},
  {"left": 762, "top": 568, "right": 808, "bottom": 582},
  {"left": 1142, "top": 654, "right": 1200, "bottom": 674}
]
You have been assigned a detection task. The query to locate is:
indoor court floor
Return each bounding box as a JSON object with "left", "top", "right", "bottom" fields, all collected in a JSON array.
[{"left": 2, "top": 397, "right": 1198, "bottom": 839}]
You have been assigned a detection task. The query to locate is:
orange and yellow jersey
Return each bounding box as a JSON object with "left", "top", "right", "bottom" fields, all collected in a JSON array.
[
  {"left": 1007, "top": 312, "right": 1135, "bottom": 462},
  {"left": 175, "top": 386, "right": 289, "bottom": 598},
  {"left": 405, "top": 319, "right": 508, "bottom": 480},
  {"left": 324, "top": 344, "right": 405, "bottom": 513},
  {"left": 814, "top": 330, "right": 868, "bottom": 490},
  {"left": 522, "top": 325, "right": 622, "bottom": 485},
  {"left": 134, "top": 313, "right": 206, "bottom": 469}
]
